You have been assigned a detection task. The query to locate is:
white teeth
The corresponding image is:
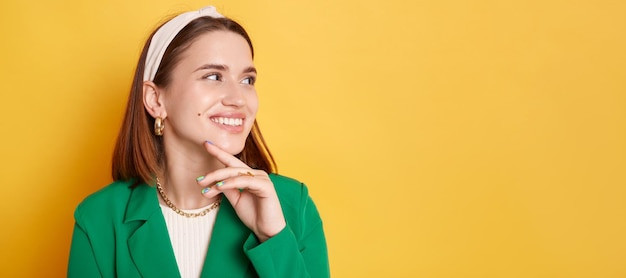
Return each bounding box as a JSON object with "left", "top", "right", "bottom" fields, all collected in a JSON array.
[{"left": 211, "top": 117, "right": 243, "bottom": 126}]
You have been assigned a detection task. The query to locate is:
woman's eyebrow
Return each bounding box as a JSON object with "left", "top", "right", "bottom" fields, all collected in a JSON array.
[
  {"left": 194, "top": 64, "right": 228, "bottom": 72},
  {"left": 243, "top": 66, "right": 257, "bottom": 74},
  {"left": 194, "top": 64, "right": 256, "bottom": 75}
]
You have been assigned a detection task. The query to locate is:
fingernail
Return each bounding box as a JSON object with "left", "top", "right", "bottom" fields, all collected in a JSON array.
[
  {"left": 215, "top": 181, "right": 224, "bottom": 187},
  {"left": 196, "top": 176, "right": 205, "bottom": 182},
  {"left": 206, "top": 140, "right": 213, "bottom": 145},
  {"left": 201, "top": 187, "right": 210, "bottom": 194}
]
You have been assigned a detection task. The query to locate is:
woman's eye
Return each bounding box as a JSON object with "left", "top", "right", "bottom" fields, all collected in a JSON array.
[
  {"left": 205, "top": 73, "right": 221, "bottom": 81},
  {"left": 241, "top": 77, "right": 256, "bottom": 85}
]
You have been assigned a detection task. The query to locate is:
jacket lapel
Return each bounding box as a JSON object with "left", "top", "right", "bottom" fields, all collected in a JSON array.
[
  {"left": 125, "top": 184, "right": 181, "bottom": 278},
  {"left": 200, "top": 197, "right": 254, "bottom": 277}
]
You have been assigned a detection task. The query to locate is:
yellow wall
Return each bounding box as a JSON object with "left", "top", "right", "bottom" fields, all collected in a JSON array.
[{"left": 1, "top": 0, "right": 624, "bottom": 277}]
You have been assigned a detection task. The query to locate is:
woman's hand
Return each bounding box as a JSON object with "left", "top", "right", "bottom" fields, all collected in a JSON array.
[{"left": 197, "top": 141, "right": 286, "bottom": 242}]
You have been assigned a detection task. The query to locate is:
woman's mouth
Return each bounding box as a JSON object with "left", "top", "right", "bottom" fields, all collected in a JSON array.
[
  {"left": 209, "top": 116, "right": 246, "bottom": 133},
  {"left": 210, "top": 117, "right": 244, "bottom": 127}
]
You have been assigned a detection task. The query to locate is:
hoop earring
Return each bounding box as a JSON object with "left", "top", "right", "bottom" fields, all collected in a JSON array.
[{"left": 154, "top": 117, "right": 164, "bottom": 136}]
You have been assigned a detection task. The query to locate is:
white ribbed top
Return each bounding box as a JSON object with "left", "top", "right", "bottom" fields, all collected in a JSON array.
[{"left": 160, "top": 203, "right": 220, "bottom": 278}]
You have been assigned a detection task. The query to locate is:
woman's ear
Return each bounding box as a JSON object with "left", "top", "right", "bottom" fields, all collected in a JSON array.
[{"left": 143, "top": 81, "right": 167, "bottom": 118}]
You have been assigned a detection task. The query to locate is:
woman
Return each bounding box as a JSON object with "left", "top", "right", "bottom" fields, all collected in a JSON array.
[{"left": 68, "top": 6, "right": 329, "bottom": 277}]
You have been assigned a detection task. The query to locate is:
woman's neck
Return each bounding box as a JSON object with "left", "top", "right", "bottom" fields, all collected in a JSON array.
[{"left": 159, "top": 141, "right": 223, "bottom": 209}]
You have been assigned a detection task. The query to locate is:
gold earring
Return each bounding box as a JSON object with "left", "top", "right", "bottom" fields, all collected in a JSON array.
[{"left": 154, "top": 117, "right": 164, "bottom": 136}]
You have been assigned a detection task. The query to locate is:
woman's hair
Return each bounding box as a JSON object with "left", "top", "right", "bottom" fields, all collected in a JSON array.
[{"left": 112, "top": 16, "right": 276, "bottom": 186}]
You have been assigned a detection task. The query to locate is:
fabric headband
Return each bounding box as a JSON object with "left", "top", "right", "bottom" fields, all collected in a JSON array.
[{"left": 143, "top": 6, "right": 224, "bottom": 82}]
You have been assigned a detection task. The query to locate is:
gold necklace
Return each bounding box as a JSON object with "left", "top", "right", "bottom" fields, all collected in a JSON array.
[{"left": 156, "top": 178, "right": 221, "bottom": 218}]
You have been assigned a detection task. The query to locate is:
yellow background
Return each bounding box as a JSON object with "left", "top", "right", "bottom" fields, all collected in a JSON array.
[{"left": 1, "top": 0, "right": 624, "bottom": 277}]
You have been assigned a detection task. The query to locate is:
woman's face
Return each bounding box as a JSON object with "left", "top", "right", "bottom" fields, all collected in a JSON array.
[{"left": 160, "top": 30, "right": 258, "bottom": 155}]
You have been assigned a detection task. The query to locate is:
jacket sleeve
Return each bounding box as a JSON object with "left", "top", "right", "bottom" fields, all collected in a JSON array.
[
  {"left": 67, "top": 210, "right": 103, "bottom": 277},
  {"left": 243, "top": 184, "right": 330, "bottom": 278}
]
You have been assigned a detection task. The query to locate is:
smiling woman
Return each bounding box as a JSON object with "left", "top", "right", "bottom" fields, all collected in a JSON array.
[
  {"left": 67, "top": 6, "right": 329, "bottom": 278},
  {"left": 145, "top": 31, "right": 259, "bottom": 157}
]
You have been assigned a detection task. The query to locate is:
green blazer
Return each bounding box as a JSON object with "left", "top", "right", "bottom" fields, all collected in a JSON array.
[{"left": 68, "top": 174, "right": 329, "bottom": 277}]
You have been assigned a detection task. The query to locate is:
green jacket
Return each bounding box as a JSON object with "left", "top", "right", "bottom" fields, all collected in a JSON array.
[{"left": 68, "top": 174, "right": 329, "bottom": 277}]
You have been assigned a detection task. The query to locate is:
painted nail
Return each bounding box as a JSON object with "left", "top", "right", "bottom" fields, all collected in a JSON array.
[
  {"left": 205, "top": 140, "right": 213, "bottom": 145},
  {"left": 215, "top": 181, "right": 225, "bottom": 187},
  {"left": 196, "top": 176, "right": 205, "bottom": 182},
  {"left": 201, "top": 187, "right": 210, "bottom": 194}
]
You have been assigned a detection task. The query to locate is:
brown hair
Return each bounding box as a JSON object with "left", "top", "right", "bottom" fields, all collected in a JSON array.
[{"left": 112, "top": 16, "right": 276, "bottom": 186}]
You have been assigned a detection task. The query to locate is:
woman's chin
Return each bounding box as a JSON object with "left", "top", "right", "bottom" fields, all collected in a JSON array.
[{"left": 209, "top": 140, "right": 245, "bottom": 155}]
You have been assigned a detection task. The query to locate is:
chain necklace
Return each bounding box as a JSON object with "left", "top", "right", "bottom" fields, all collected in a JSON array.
[{"left": 156, "top": 178, "right": 221, "bottom": 218}]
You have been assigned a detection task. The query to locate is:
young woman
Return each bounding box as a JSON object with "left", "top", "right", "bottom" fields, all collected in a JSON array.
[{"left": 68, "top": 6, "right": 329, "bottom": 277}]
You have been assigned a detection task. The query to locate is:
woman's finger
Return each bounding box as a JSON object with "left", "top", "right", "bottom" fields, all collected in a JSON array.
[
  {"left": 200, "top": 174, "right": 272, "bottom": 197},
  {"left": 199, "top": 185, "right": 223, "bottom": 199},
  {"left": 214, "top": 176, "right": 271, "bottom": 194},
  {"left": 196, "top": 167, "right": 265, "bottom": 188}
]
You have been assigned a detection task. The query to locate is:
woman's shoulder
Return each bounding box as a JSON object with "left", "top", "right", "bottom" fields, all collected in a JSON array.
[
  {"left": 269, "top": 173, "right": 314, "bottom": 207},
  {"left": 74, "top": 180, "right": 137, "bottom": 218},
  {"left": 269, "top": 173, "right": 323, "bottom": 236},
  {"left": 270, "top": 173, "right": 307, "bottom": 193}
]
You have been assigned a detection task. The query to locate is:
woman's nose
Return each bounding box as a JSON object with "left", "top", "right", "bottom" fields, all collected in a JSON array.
[{"left": 221, "top": 79, "right": 246, "bottom": 107}]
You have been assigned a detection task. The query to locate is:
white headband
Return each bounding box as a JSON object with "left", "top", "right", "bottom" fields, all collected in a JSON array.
[{"left": 143, "top": 6, "right": 224, "bottom": 81}]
